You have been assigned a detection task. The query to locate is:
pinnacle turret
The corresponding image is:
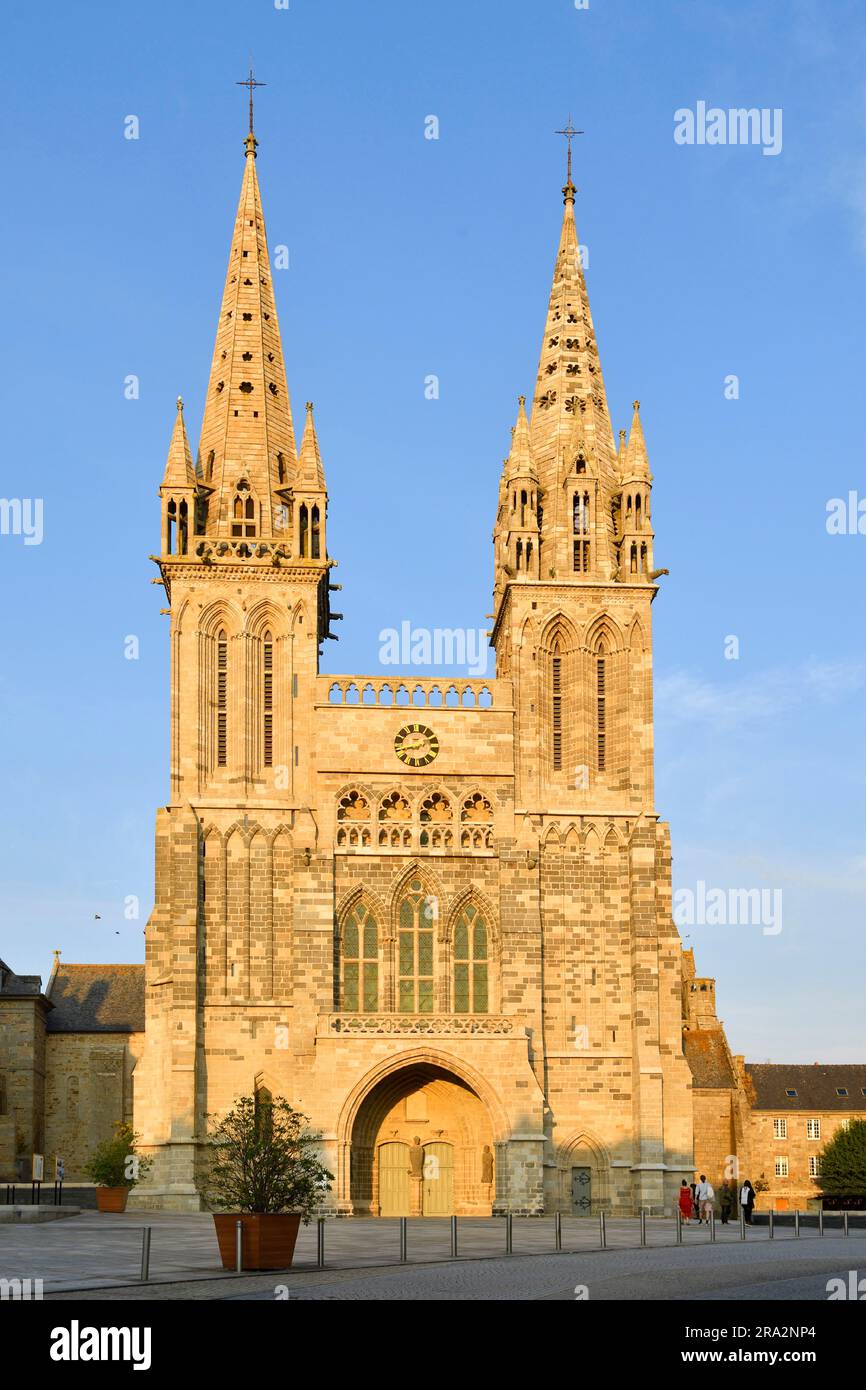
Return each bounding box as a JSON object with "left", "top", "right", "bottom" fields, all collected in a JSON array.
[
  {"left": 159, "top": 397, "right": 198, "bottom": 556},
  {"left": 161, "top": 397, "right": 197, "bottom": 490}
]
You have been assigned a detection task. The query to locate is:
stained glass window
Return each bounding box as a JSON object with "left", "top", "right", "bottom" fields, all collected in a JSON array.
[
  {"left": 453, "top": 905, "right": 488, "bottom": 1013},
  {"left": 398, "top": 880, "right": 434, "bottom": 1013},
  {"left": 343, "top": 903, "right": 378, "bottom": 1011}
]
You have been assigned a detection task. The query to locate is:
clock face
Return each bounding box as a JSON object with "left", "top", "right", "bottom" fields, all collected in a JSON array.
[{"left": 394, "top": 723, "right": 440, "bottom": 767}]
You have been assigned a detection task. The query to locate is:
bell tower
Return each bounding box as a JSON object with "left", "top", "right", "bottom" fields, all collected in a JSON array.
[
  {"left": 491, "top": 153, "right": 658, "bottom": 816},
  {"left": 133, "top": 95, "right": 339, "bottom": 1208}
]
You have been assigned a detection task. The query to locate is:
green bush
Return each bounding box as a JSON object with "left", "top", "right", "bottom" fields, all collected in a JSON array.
[
  {"left": 197, "top": 1093, "right": 333, "bottom": 1220},
  {"left": 817, "top": 1119, "right": 866, "bottom": 1197},
  {"left": 84, "top": 1122, "right": 152, "bottom": 1189}
]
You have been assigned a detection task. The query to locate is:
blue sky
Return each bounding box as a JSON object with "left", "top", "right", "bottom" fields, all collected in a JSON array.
[{"left": 1, "top": 0, "right": 864, "bottom": 1061}]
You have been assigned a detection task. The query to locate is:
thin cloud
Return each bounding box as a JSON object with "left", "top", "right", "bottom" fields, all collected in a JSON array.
[{"left": 657, "top": 659, "right": 864, "bottom": 729}]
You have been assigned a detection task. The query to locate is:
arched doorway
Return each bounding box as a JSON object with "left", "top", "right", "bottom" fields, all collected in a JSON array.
[{"left": 349, "top": 1062, "right": 494, "bottom": 1216}]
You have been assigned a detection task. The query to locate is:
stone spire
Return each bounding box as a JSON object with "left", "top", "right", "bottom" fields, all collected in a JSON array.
[
  {"left": 618, "top": 401, "right": 655, "bottom": 582},
  {"left": 294, "top": 402, "right": 328, "bottom": 562},
  {"left": 525, "top": 162, "right": 621, "bottom": 581},
  {"left": 297, "top": 401, "right": 327, "bottom": 491},
  {"left": 197, "top": 126, "right": 297, "bottom": 538},
  {"left": 161, "top": 397, "right": 197, "bottom": 490},
  {"left": 505, "top": 395, "right": 537, "bottom": 481},
  {"left": 529, "top": 176, "right": 617, "bottom": 489},
  {"left": 623, "top": 400, "right": 652, "bottom": 482}
]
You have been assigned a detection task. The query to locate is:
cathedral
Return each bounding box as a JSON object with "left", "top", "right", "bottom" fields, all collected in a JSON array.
[
  {"left": 3, "top": 113, "right": 862, "bottom": 1219},
  {"left": 114, "top": 109, "right": 696, "bottom": 1216}
]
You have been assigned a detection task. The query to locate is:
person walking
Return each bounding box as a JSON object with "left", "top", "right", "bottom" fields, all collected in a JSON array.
[
  {"left": 678, "top": 1179, "right": 694, "bottom": 1225},
  {"left": 740, "top": 1179, "right": 756, "bottom": 1225},
  {"left": 689, "top": 1180, "right": 699, "bottom": 1221},
  {"left": 695, "top": 1174, "right": 715, "bottom": 1224}
]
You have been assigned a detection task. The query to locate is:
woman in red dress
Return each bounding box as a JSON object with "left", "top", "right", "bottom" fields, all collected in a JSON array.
[{"left": 678, "top": 1180, "right": 694, "bottom": 1224}]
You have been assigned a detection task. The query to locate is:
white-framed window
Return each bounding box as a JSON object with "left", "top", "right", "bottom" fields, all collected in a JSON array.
[
  {"left": 775, "top": 1157, "right": 789, "bottom": 1178},
  {"left": 809, "top": 1156, "right": 821, "bottom": 1178},
  {"left": 806, "top": 1118, "right": 821, "bottom": 1140},
  {"left": 773, "top": 1118, "right": 788, "bottom": 1140}
]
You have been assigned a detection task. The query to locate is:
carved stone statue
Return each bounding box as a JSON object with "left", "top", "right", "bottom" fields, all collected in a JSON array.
[
  {"left": 481, "top": 1144, "right": 494, "bottom": 1185},
  {"left": 408, "top": 1136, "right": 425, "bottom": 1179}
]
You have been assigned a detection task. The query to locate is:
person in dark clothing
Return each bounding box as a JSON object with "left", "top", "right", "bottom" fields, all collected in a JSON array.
[
  {"left": 740, "top": 1179, "right": 756, "bottom": 1224},
  {"left": 720, "top": 1181, "right": 734, "bottom": 1224}
]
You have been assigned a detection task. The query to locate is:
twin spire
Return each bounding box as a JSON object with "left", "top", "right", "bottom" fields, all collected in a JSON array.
[
  {"left": 494, "top": 134, "right": 655, "bottom": 591},
  {"left": 162, "top": 92, "right": 327, "bottom": 548}
]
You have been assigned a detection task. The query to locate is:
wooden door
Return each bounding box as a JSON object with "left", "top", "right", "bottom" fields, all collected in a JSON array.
[
  {"left": 378, "top": 1142, "right": 410, "bottom": 1216},
  {"left": 571, "top": 1165, "right": 592, "bottom": 1215},
  {"left": 422, "top": 1141, "right": 454, "bottom": 1215}
]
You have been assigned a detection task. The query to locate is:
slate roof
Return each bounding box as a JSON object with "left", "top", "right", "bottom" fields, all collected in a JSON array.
[
  {"left": 45, "top": 964, "right": 145, "bottom": 1033},
  {"left": 684, "top": 1029, "right": 736, "bottom": 1090},
  {"left": 0, "top": 959, "right": 45, "bottom": 996},
  {"left": 746, "top": 1064, "right": 866, "bottom": 1111}
]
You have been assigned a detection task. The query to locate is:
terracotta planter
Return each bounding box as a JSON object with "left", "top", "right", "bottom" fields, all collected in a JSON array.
[
  {"left": 213, "top": 1212, "right": 302, "bottom": 1270},
  {"left": 95, "top": 1187, "right": 130, "bottom": 1213}
]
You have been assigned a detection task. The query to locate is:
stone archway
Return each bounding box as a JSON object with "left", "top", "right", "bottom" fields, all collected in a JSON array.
[
  {"left": 553, "top": 1131, "right": 612, "bottom": 1215},
  {"left": 346, "top": 1061, "right": 496, "bottom": 1216}
]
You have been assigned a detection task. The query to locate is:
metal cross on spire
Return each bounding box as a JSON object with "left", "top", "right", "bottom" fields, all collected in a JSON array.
[
  {"left": 555, "top": 117, "right": 584, "bottom": 188},
  {"left": 237, "top": 67, "right": 266, "bottom": 136}
]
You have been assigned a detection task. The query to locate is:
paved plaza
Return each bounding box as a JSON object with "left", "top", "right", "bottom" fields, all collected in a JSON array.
[{"left": 0, "top": 1209, "right": 862, "bottom": 1298}]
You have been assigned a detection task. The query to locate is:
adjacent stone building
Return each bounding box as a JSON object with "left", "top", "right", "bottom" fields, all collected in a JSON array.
[
  {"left": 0, "top": 955, "right": 144, "bottom": 1182},
  {"left": 1, "top": 116, "right": 860, "bottom": 1214}
]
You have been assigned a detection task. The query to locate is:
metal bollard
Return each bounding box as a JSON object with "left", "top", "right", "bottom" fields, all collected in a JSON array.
[
  {"left": 140, "top": 1227, "right": 151, "bottom": 1282},
  {"left": 819, "top": 1208, "right": 824, "bottom": 1238},
  {"left": 317, "top": 1216, "right": 325, "bottom": 1268},
  {"left": 399, "top": 1216, "right": 408, "bottom": 1263},
  {"left": 235, "top": 1219, "right": 243, "bottom": 1272},
  {"left": 506, "top": 1212, "right": 513, "bottom": 1254},
  {"left": 739, "top": 1209, "right": 746, "bottom": 1240},
  {"left": 794, "top": 1209, "right": 800, "bottom": 1239},
  {"left": 640, "top": 1210, "right": 647, "bottom": 1247},
  {"left": 555, "top": 1211, "right": 562, "bottom": 1251},
  {"left": 844, "top": 1212, "right": 849, "bottom": 1238},
  {"left": 676, "top": 1207, "right": 683, "bottom": 1244},
  {"left": 769, "top": 1209, "right": 774, "bottom": 1240},
  {"left": 599, "top": 1211, "right": 606, "bottom": 1249},
  {"left": 710, "top": 1209, "right": 716, "bottom": 1243},
  {"left": 450, "top": 1215, "right": 458, "bottom": 1258}
]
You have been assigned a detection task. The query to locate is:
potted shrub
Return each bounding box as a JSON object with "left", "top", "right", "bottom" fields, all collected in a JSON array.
[
  {"left": 84, "top": 1122, "right": 152, "bottom": 1213},
  {"left": 198, "top": 1092, "right": 333, "bottom": 1270}
]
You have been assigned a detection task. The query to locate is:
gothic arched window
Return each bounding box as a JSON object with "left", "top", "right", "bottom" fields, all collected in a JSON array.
[
  {"left": 453, "top": 905, "right": 488, "bottom": 1013},
  {"left": 343, "top": 902, "right": 378, "bottom": 1011},
  {"left": 232, "top": 482, "right": 256, "bottom": 537},
  {"left": 299, "top": 504, "right": 308, "bottom": 557},
  {"left": 398, "top": 880, "right": 434, "bottom": 1013},
  {"left": 311, "top": 505, "right": 321, "bottom": 559}
]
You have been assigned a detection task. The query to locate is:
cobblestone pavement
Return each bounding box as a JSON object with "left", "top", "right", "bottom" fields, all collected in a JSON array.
[
  {"left": 0, "top": 1209, "right": 855, "bottom": 1297},
  {"left": 36, "top": 1235, "right": 866, "bottom": 1302}
]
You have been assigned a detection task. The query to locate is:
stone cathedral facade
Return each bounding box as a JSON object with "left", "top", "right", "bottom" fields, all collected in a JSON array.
[{"left": 128, "top": 119, "right": 697, "bottom": 1217}]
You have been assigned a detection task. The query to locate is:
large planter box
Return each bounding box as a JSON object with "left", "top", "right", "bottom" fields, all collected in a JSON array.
[
  {"left": 213, "top": 1213, "right": 302, "bottom": 1271},
  {"left": 95, "top": 1187, "right": 130, "bottom": 1213}
]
